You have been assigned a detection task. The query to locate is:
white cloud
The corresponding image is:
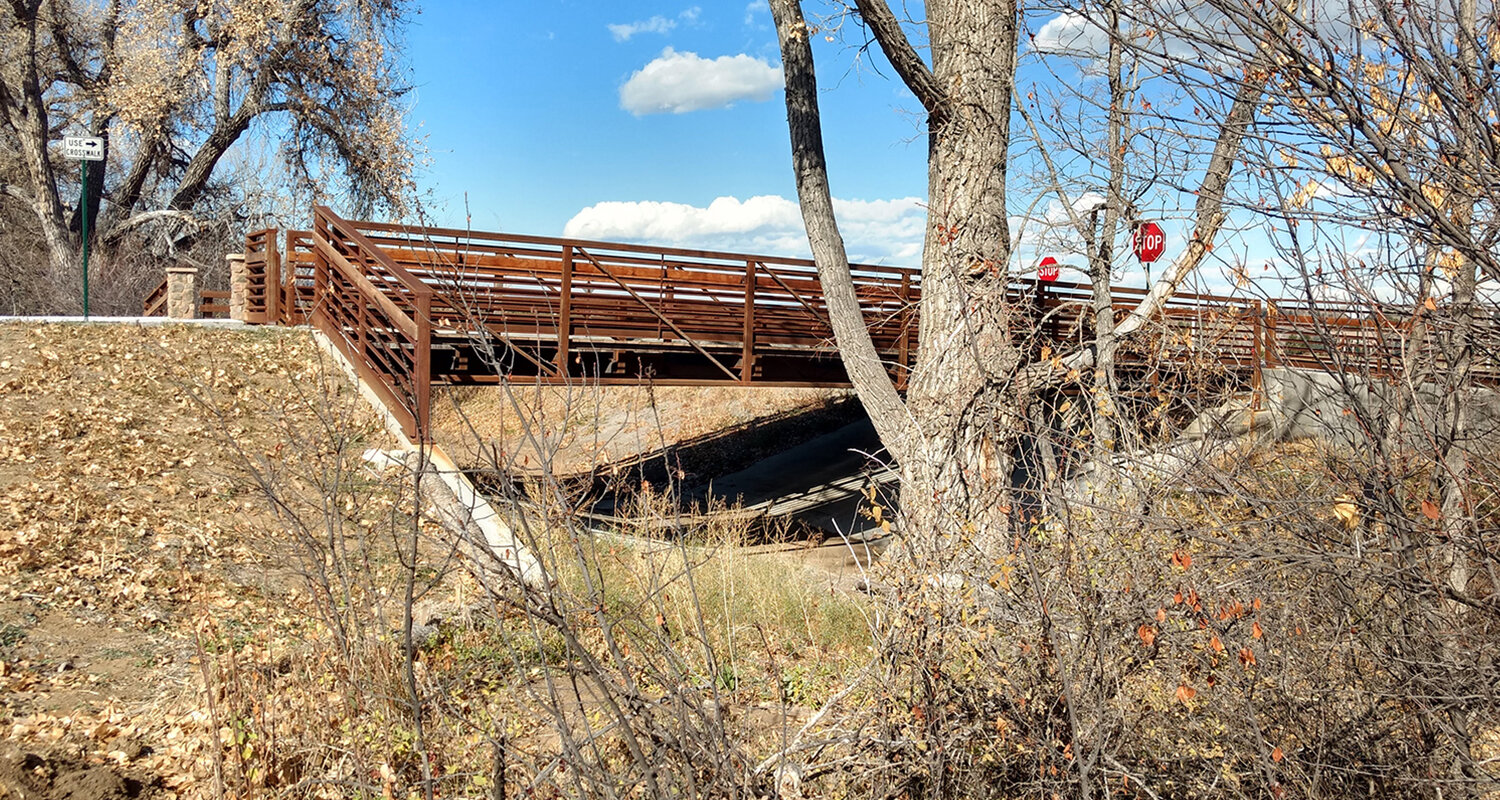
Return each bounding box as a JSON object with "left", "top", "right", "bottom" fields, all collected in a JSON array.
[
  {"left": 744, "top": 0, "right": 768, "bottom": 26},
  {"left": 608, "top": 15, "right": 677, "bottom": 42},
  {"left": 1032, "top": 12, "right": 1109, "bottom": 57},
  {"left": 620, "top": 48, "right": 783, "bottom": 115},
  {"left": 607, "top": 8, "right": 701, "bottom": 42},
  {"left": 563, "top": 195, "right": 926, "bottom": 263}
]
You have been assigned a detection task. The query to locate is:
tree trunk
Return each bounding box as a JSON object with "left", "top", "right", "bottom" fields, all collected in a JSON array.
[
  {"left": 769, "top": 0, "right": 914, "bottom": 463},
  {"left": 1090, "top": 3, "right": 1128, "bottom": 458},
  {"left": 3, "top": 4, "right": 75, "bottom": 287},
  {"left": 899, "top": 0, "right": 1024, "bottom": 550}
]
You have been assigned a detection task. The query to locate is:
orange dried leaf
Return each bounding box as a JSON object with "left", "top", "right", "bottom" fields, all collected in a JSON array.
[
  {"left": 1252, "top": 621, "right": 1264, "bottom": 639},
  {"left": 1239, "top": 647, "right": 1257, "bottom": 666},
  {"left": 1272, "top": 746, "right": 1285, "bottom": 762},
  {"left": 1175, "top": 684, "right": 1197, "bottom": 704},
  {"left": 1209, "top": 635, "right": 1225, "bottom": 653},
  {"left": 1156, "top": 606, "right": 1168, "bottom": 622},
  {"left": 1138, "top": 624, "right": 1157, "bottom": 647},
  {"left": 1421, "top": 499, "right": 1441, "bottom": 521}
]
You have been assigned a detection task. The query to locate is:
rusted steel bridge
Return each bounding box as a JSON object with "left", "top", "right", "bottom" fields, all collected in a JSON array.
[{"left": 208, "top": 205, "right": 1495, "bottom": 442}]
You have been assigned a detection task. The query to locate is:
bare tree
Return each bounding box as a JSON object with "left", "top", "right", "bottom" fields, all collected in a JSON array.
[
  {"left": 0, "top": 0, "right": 417, "bottom": 312},
  {"left": 768, "top": 0, "right": 1283, "bottom": 546}
]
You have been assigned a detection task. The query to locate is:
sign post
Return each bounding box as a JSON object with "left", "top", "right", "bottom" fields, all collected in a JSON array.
[{"left": 63, "top": 136, "right": 105, "bottom": 318}]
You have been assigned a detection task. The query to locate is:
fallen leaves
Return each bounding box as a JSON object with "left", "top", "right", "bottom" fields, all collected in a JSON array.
[
  {"left": 1333, "top": 497, "right": 1360, "bottom": 529},
  {"left": 0, "top": 322, "right": 392, "bottom": 788}
]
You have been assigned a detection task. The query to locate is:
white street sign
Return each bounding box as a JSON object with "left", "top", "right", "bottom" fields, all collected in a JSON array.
[{"left": 63, "top": 136, "right": 105, "bottom": 161}]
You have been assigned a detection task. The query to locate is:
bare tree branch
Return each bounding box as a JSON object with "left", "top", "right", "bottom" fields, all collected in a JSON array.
[
  {"left": 851, "top": 0, "right": 949, "bottom": 122},
  {"left": 1040, "top": 31, "right": 1281, "bottom": 383},
  {"left": 101, "top": 209, "right": 201, "bottom": 243}
]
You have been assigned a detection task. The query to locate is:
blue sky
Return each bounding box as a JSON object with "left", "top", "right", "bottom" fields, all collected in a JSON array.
[
  {"left": 406, "top": 1, "right": 931, "bottom": 263},
  {"left": 397, "top": 1, "right": 1390, "bottom": 299}
]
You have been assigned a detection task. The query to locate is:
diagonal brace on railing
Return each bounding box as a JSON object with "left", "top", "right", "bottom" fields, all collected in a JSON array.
[
  {"left": 575, "top": 247, "right": 741, "bottom": 382},
  {"left": 752, "top": 260, "right": 835, "bottom": 336}
]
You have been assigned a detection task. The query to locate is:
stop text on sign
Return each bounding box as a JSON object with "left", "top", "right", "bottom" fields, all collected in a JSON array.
[
  {"left": 1133, "top": 222, "right": 1165, "bottom": 264},
  {"left": 1037, "top": 256, "right": 1060, "bottom": 281}
]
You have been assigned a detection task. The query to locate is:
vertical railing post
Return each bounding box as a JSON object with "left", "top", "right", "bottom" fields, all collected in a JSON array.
[
  {"left": 898, "top": 271, "right": 913, "bottom": 386},
  {"left": 557, "top": 245, "right": 573, "bottom": 371},
  {"left": 1265, "top": 302, "right": 1279, "bottom": 369},
  {"left": 1251, "top": 299, "right": 1264, "bottom": 409},
  {"left": 312, "top": 215, "right": 328, "bottom": 328},
  {"left": 282, "top": 229, "right": 296, "bottom": 324},
  {"left": 742, "top": 260, "right": 757, "bottom": 383},
  {"left": 415, "top": 292, "right": 432, "bottom": 443},
  {"left": 266, "top": 230, "right": 281, "bottom": 325},
  {"left": 357, "top": 267, "right": 369, "bottom": 371}
]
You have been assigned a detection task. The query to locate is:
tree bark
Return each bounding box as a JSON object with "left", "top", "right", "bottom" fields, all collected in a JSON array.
[
  {"left": 900, "top": 0, "right": 1024, "bottom": 547},
  {"left": 774, "top": 0, "right": 1027, "bottom": 548},
  {"left": 769, "top": 0, "right": 914, "bottom": 464},
  {"left": 4, "top": 2, "right": 76, "bottom": 286}
]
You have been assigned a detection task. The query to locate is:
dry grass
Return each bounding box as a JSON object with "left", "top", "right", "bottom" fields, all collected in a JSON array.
[{"left": 5, "top": 321, "right": 1495, "bottom": 799}]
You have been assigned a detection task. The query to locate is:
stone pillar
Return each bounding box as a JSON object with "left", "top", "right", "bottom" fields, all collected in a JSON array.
[
  {"left": 227, "top": 254, "right": 248, "bottom": 322},
  {"left": 166, "top": 266, "right": 200, "bottom": 320}
]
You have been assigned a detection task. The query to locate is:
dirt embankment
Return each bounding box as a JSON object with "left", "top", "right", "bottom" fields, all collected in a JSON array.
[
  {"left": 0, "top": 322, "right": 393, "bottom": 798},
  {"left": 0, "top": 322, "right": 858, "bottom": 798}
]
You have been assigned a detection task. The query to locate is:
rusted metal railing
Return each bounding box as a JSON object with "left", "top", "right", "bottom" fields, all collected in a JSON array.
[
  {"left": 310, "top": 206, "right": 433, "bottom": 442},
  {"left": 221, "top": 209, "right": 1500, "bottom": 447}
]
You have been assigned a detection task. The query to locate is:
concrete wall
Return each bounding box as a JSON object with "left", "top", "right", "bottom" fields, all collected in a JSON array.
[{"left": 1259, "top": 366, "right": 1500, "bottom": 451}]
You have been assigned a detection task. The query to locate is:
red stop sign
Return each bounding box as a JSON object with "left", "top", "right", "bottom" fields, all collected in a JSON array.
[
  {"left": 1133, "top": 221, "right": 1166, "bottom": 263},
  {"left": 1037, "top": 256, "right": 1060, "bottom": 281}
]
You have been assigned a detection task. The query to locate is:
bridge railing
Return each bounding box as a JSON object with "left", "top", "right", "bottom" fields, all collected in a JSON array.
[
  {"left": 279, "top": 229, "right": 316, "bottom": 325},
  {"left": 243, "top": 229, "right": 278, "bottom": 323},
  {"left": 234, "top": 208, "right": 1500, "bottom": 444},
  {"left": 310, "top": 206, "right": 433, "bottom": 442},
  {"left": 141, "top": 279, "right": 229, "bottom": 318},
  {"left": 344, "top": 220, "right": 920, "bottom": 385}
]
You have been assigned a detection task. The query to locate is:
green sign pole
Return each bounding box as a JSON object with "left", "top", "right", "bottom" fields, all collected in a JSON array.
[{"left": 80, "top": 161, "right": 90, "bottom": 319}]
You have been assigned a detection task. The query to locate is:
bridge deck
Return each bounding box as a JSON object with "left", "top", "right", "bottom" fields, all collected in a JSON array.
[{"left": 228, "top": 207, "right": 1499, "bottom": 442}]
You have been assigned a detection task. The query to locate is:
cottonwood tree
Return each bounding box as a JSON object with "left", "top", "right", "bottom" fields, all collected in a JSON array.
[
  {"left": 768, "top": 0, "right": 1283, "bottom": 542},
  {"left": 0, "top": 0, "right": 415, "bottom": 313}
]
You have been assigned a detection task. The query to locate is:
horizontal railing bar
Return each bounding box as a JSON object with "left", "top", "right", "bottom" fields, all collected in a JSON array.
[{"left": 352, "top": 219, "right": 919, "bottom": 278}]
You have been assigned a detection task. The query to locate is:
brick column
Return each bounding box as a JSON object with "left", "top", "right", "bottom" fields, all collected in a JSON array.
[
  {"left": 166, "top": 266, "right": 200, "bottom": 319},
  {"left": 227, "top": 254, "right": 248, "bottom": 321}
]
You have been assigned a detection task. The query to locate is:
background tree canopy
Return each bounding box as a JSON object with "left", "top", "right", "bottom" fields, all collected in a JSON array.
[{"left": 0, "top": 0, "right": 417, "bottom": 314}]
